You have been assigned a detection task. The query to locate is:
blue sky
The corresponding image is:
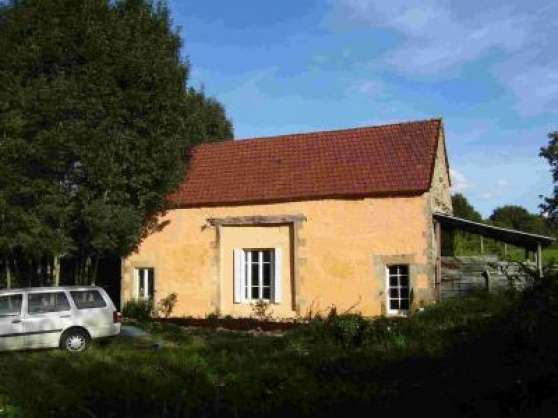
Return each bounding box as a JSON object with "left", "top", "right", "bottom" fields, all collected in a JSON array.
[{"left": 167, "top": 0, "right": 557, "bottom": 218}]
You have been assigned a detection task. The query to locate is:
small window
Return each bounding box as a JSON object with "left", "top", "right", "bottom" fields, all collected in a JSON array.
[
  {"left": 28, "top": 292, "right": 71, "bottom": 314},
  {"left": 70, "top": 290, "right": 107, "bottom": 309},
  {"left": 0, "top": 294, "right": 22, "bottom": 317},
  {"left": 244, "top": 249, "right": 274, "bottom": 301},
  {"left": 387, "top": 265, "right": 410, "bottom": 315},
  {"left": 135, "top": 267, "right": 154, "bottom": 299}
]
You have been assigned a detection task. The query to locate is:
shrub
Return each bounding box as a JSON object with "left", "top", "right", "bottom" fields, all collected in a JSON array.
[
  {"left": 250, "top": 299, "right": 273, "bottom": 321},
  {"left": 122, "top": 299, "right": 153, "bottom": 322},
  {"left": 325, "top": 312, "right": 369, "bottom": 348},
  {"left": 157, "top": 293, "right": 178, "bottom": 318}
]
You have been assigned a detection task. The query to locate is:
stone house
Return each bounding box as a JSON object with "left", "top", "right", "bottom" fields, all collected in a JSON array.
[{"left": 121, "top": 118, "right": 452, "bottom": 318}]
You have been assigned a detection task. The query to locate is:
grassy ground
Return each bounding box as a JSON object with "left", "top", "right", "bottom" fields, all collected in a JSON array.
[{"left": 1, "top": 280, "right": 558, "bottom": 418}]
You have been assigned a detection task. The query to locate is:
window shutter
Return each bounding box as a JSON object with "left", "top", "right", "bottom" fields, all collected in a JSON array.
[
  {"left": 133, "top": 268, "right": 139, "bottom": 299},
  {"left": 273, "top": 248, "right": 282, "bottom": 303},
  {"left": 234, "top": 249, "right": 245, "bottom": 303}
]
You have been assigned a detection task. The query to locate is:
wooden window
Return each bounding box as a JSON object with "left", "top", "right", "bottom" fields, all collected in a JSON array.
[{"left": 386, "top": 265, "right": 410, "bottom": 315}]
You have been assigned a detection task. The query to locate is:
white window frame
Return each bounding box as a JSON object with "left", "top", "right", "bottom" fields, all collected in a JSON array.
[
  {"left": 244, "top": 249, "right": 274, "bottom": 302},
  {"left": 386, "top": 264, "right": 411, "bottom": 316},
  {"left": 234, "top": 248, "right": 282, "bottom": 304},
  {"left": 134, "top": 267, "right": 155, "bottom": 300}
]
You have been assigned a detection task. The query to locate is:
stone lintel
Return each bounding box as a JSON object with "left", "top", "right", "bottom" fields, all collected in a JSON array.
[{"left": 207, "top": 214, "right": 306, "bottom": 227}]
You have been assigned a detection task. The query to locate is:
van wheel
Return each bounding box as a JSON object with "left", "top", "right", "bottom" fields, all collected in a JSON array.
[{"left": 61, "top": 329, "right": 90, "bottom": 353}]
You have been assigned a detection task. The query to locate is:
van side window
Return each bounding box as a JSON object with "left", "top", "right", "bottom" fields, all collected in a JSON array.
[
  {"left": 28, "top": 292, "right": 71, "bottom": 314},
  {"left": 0, "top": 295, "right": 22, "bottom": 316},
  {"left": 70, "top": 290, "right": 107, "bottom": 309}
]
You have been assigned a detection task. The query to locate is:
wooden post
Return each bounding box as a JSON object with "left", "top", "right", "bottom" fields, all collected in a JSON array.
[
  {"left": 504, "top": 243, "right": 508, "bottom": 259},
  {"left": 480, "top": 236, "right": 484, "bottom": 255},
  {"left": 435, "top": 221, "right": 442, "bottom": 301},
  {"left": 537, "top": 243, "right": 543, "bottom": 279},
  {"left": 484, "top": 269, "right": 491, "bottom": 292}
]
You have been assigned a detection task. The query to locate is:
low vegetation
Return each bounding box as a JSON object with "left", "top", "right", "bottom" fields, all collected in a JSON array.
[{"left": 2, "top": 277, "right": 558, "bottom": 417}]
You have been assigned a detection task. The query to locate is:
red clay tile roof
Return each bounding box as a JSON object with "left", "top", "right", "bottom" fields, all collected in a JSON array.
[{"left": 169, "top": 119, "right": 445, "bottom": 207}]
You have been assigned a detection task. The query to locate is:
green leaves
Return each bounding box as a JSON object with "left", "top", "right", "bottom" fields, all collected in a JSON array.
[
  {"left": 0, "top": 0, "right": 233, "bottom": 284},
  {"left": 540, "top": 132, "right": 558, "bottom": 221}
]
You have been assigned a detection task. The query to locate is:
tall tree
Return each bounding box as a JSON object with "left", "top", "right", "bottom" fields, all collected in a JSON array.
[
  {"left": 451, "top": 193, "right": 483, "bottom": 222},
  {"left": 0, "top": 0, "right": 232, "bottom": 286},
  {"left": 540, "top": 131, "right": 558, "bottom": 224},
  {"left": 489, "top": 205, "right": 548, "bottom": 235}
]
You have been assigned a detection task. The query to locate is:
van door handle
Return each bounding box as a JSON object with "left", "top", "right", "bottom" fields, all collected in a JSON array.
[{"left": 11, "top": 319, "right": 22, "bottom": 324}]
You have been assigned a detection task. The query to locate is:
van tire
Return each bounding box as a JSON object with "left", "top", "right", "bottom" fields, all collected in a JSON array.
[{"left": 60, "top": 328, "right": 90, "bottom": 353}]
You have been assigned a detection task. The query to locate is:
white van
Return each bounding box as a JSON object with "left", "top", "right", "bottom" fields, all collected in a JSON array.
[{"left": 0, "top": 286, "right": 121, "bottom": 352}]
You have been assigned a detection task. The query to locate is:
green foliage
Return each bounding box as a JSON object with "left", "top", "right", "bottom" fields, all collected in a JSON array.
[
  {"left": 444, "top": 195, "right": 553, "bottom": 259},
  {"left": 156, "top": 292, "right": 177, "bottom": 318},
  {"left": 452, "top": 193, "right": 483, "bottom": 222},
  {"left": 4, "top": 282, "right": 558, "bottom": 416},
  {"left": 490, "top": 205, "right": 550, "bottom": 236},
  {"left": 122, "top": 298, "right": 153, "bottom": 321},
  {"left": 0, "top": 0, "right": 232, "bottom": 286},
  {"left": 307, "top": 308, "right": 370, "bottom": 349},
  {"left": 540, "top": 131, "right": 558, "bottom": 222},
  {"left": 443, "top": 193, "right": 485, "bottom": 255}
]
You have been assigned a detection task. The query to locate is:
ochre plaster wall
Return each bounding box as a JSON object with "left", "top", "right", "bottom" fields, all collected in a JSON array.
[{"left": 122, "top": 194, "right": 436, "bottom": 318}]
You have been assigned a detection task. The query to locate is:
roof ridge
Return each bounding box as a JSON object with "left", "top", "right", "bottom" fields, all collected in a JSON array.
[{"left": 197, "top": 117, "right": 443, "bottom": 148}]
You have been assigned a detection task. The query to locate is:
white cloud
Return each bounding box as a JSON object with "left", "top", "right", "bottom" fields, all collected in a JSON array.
[
  {"left": 495, "top": 56, "right": 558, "bottom": 115},
  {"left": 349, "top": 79, "right": 387, "bottom": 95},
  {"left": 333, "top": 0, "right": 558, "bottom": 115},
  {"left": 449, "top": 168, "right": 472, "bottom": 193},
  {"left": 337, "top": 0, "right": 534, "bottom": 76},
  {"left": 496, "top": 179, "right": 510, "bottom": 188}
]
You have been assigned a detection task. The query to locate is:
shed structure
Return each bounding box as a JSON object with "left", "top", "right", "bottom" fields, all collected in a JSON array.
[{"left": 433, "top": 212, "right": 555, "bottom": 283}]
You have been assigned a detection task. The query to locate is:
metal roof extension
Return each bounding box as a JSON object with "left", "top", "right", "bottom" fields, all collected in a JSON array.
[{"left": 433, "top": 212, "right": 556, "bottom": 250}]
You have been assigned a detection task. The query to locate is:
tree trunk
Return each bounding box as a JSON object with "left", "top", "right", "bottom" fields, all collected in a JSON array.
[
  {"left": 53, "top": 255, "right": 61, "bottom": 287},
  {"left": 4, "top": 258, "right": 11, "bottom": 289},
  {"left": 84, "top": 256, "right": 91, "bottom": 285},
  {"left": 74, "top": 259, "right": 80, "bottom": 285},
  {"left": 91, "top": 255, "right": 100, "bottom": 286},
  {"left": 13, "top": 257, "right": 20, "bottom": 288}
]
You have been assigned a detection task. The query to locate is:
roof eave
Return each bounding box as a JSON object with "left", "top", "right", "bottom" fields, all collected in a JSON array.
[{"left": 169, "top": 189, "right": 429, "bottom": 210}]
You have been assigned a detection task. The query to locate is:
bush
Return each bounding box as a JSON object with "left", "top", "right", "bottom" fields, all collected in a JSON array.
[
  {"left": 325, "top": 312, "right": 368, "bottom": 348},
  {"left": 122, "top": 299, "right": 153, "bottom": 322},
  {"left": 298, "top": 308, "right": 370, "bottom": 349}
]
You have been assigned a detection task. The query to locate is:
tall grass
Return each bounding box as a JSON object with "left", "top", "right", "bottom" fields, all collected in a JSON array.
[{"left": 1, "top": 281, "right": 557, "bottom": 417}]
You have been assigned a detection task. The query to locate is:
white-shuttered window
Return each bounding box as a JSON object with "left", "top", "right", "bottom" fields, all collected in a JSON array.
[{"left": 234, "top": 248, "right": 282, "bottom": 304}]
